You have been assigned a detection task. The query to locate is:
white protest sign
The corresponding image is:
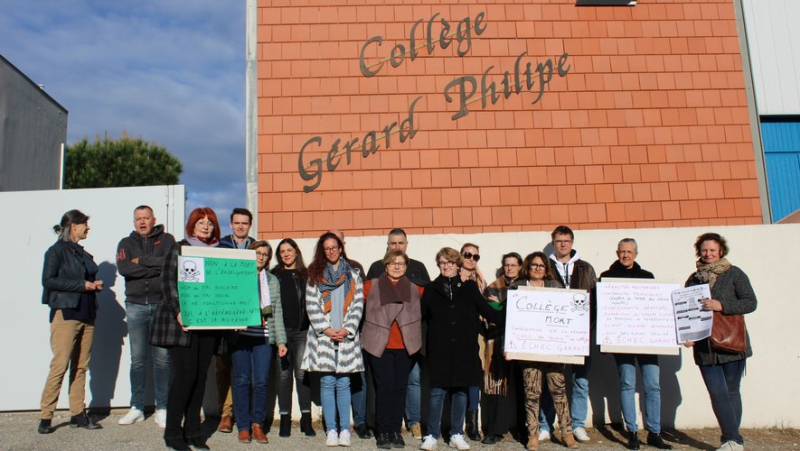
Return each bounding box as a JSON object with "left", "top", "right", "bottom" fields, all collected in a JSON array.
[
  {"left": 504, "top": 286, "right": 590, "bottom": 364},
  {"left": 597, "top": 279, "right": 680, "bottom": 355},
  {"left": 671, "top": 284, "right": 713, "bottom": 343}
]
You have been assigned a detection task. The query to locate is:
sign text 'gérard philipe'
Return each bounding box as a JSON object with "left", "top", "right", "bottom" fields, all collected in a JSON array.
[{"left": 297, "top": 11, "right": 570, "bottom": 192}]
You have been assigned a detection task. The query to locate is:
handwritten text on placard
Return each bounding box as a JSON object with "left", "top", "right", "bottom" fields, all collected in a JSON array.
[{"left": 597, "top": 280, "right": 680, "bottom": 350}]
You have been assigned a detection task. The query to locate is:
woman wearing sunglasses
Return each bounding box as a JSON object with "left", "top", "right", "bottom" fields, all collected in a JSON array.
[{"left": 458, "top": 243, "right": 486, "bottom": 441}]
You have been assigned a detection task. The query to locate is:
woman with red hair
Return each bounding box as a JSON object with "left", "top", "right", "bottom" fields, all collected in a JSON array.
[{"left": 151, "top": 207, "right": 221, "bottom": 451}]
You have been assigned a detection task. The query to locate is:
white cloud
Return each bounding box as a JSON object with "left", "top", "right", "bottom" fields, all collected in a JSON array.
[{"left": 0, "top": 0, "right": 247, "bottom": 218}]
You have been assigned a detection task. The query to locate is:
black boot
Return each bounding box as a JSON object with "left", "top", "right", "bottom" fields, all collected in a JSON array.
[
  {"left": 300, "top": 412, "right": 316, "bottom": 437},
  {"left": 626, "top": 431, "right": 640, "bottom": 450},
  {"left": 647, "top": 432, "right": 673, "bottom": 450},
  {"left": 465, "top": 410, "right": 481, "bottom": 441},
  {"left": 187, "top": 436, "right": 211, "bottom": 451},
  {"left": 376, "top": 432, "right": 392, "bottom": 449},
  {"left": 70, "top": 411, "right": 101, "bottom": 430},
  {"left": 279, "top": 414, "right": 291, "bottom": 437},
  {"left": 37, "top": 419, "right": 53, "bottom": 434}
]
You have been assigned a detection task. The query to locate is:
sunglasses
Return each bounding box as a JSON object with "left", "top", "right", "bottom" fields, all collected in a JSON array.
[{"left": 462, "top": 252, "right": 480, "bottom": 262}]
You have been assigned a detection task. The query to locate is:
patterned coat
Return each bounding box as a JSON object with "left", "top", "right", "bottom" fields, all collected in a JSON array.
[{"left": 301, "top": 269, "right": 365, "bottom": 374}]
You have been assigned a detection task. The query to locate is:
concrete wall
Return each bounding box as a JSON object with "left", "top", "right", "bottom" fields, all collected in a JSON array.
[
  {"left": 0, "top": 185, "right": 184, "bottom": 411},
  {"left": 0, "top": 54, "right": 67, "bottom": 191},
  {"left": 274, "top": 223, "right": 797, "bottom": 429}
]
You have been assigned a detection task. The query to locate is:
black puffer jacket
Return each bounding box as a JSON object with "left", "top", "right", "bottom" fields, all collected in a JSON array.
[
  {"left": 41, "top": 240, "right": 95, "bottom": 308},
  {"left": 116, "top": 225, "right": 176, "bottom": 304}
]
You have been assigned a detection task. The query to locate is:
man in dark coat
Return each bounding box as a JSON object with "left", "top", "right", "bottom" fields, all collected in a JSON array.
[
  {"left": 117, "top": 205, "right": 176, "bottom": 428},
  {"left": 600, "top": 238, "right": 671, "bottom": 450}
]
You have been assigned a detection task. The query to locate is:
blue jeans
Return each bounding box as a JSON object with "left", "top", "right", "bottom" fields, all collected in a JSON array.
[
  {"left": 321, "top": 373, "right": 352, "bottom": 432},
  {"left": 405, "top": 360, "right": 421, "bottom": 427},
  {"left": 427, "top": 387, "right": 467, "bottom": 439},
  {"left": 540, "top": 358, "right": 591, "bottom": 431},
  {"left": 126, "top": 302, "right": 170, "bottom": 411},
  {"left": 699, "top": 360, "right": 745, "bottom": 445},
  {"left": 231, "top": 335, "right": 273, "bottom": 431},
  {"left": 615, "top": 354, "right": 661, "bottom": 433},
  {"left": 351, "top": 370, "right": 368, "bottom": 427},
  {"left": 467, "top": 385, "right": 480, "bottom": 411}
]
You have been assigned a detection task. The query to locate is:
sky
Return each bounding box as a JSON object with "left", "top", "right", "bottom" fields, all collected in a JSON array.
[{"left": 0, "top": 0, "right": 247, "bottom": 234}]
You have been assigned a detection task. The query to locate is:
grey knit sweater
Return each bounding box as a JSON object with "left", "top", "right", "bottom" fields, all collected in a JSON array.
[{"left": 685, "top": 265, "right": 757, "bottom": 366}]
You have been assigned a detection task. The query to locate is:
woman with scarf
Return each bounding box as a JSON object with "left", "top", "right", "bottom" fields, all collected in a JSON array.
[
  {"left": 38, "top": 210, "right": 103, "bottom": 434},
  {"left": 301, "top": 232, "right": 364, "bottom": 447},
  {"left": 684, "top": 233, "right": 756, "bottom": 451},
  {"left": 517, "top": 252, "right": 578, "bottom": 451},
  {"left": 458, "top": 242, "right": 486, "bottom": 442},
  {"left": 232, "top": 240, "right": 287, "bottom": 444},
  {"left": 271, "top": 238, "right": 315, "bottom": 437},
  {"left": 420, "top": 247, "right": 504, "bottom": 451},
  {"left": 150, "top": 207, "right": 221, "bottom": 451},
  {"left": 479, "top": 252, "right": 527, "bottom": 445},
  {"left": 362, "top": 249, "right": 423, "bottom": 449}
]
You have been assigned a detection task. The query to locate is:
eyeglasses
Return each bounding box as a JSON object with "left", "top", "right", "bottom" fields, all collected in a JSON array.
[
  {"left": 388, "top": 262, "right": 407, "bottom": 268},
  {"left": 529, "top": 264, "right": 546, "bottom": 270},
  {"left": 323, "top": 247, "right": 340, "bottom": 253},
  {"left": 256, "top": 252, "right": 269, "bottom": 259},
  {"left": 462, "top": 252, "right": 480, "bottom": 262},
  {"left": 438, "top": 261, "right": 456, "bottom": 267}
]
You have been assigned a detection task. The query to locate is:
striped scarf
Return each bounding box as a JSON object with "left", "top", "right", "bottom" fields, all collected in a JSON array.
[{"left": 319, "top": 259, "right": 354, "bottom": 315}]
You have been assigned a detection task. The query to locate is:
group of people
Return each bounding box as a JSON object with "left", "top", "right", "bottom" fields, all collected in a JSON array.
[{"left": 38, "top": 207, "right": 757, "bottom": 451}]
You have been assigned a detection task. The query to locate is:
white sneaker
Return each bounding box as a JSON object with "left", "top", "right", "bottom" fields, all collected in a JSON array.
[
  {"left": 448, "top": 433, "right": 470, "bottom": 450},
  {"left": 338, "top": 429, "right": 351, "bottom": 447},
  {"left": 573, "top": 427, "right": 590, "bottom": 443},
  {"left": 420, "top": 435, "right": 438, "bottom": 450},
  {"left": 538, "top": 430, "right": 551, "bottom": 442},
  {"left": 717, "top": 441, "right": 744, "bottom": 451},
  {"left": 326, "top": 430, "right": 340, "bottom": 447},
  {"left": 118, "top": 408, "right": 144, "bottom": 425},
  {"left": 154, "top": 409, "right": 167, "bottom": 428}
]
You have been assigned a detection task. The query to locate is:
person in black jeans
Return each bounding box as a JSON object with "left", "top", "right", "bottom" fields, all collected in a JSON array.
[
  {"left": 150, "top": 207, "right": 222, "bottom": 451},
  {"left": 271, "top": 238, "right": 315, "bottom": 437}
]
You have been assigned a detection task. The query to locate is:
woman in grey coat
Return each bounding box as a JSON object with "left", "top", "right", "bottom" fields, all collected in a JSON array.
[{"left": 684, "top": 233, "right": 757, "bottom": 451}]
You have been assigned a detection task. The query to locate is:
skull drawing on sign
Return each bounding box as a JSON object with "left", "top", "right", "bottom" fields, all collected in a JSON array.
[
  {"left": 571, "top": 293, "right": 589, "bottom": 313},
  {"left": 180, "top": 260, "right": 200, "bottom": 282}
]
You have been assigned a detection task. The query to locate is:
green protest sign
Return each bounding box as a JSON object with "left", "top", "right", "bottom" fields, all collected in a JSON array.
[{"left": 177, "top": 247, "right": 262, "bottom": 329}]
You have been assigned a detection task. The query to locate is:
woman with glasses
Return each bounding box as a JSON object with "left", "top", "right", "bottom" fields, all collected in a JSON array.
[
  {"left": 361, "top": 250, "right": 423, "bottom": 449},
  {"left": 458, "top": 243, "right": 486, "bottom": 441},
  {"left": 271, "top": 238, "right": 315, "bottom": 437},
  {"left": 301, "top": 232, "right": 364, "bottom": 447},
  {"left": 480, "top": 253, "right": 527, "bottom": 445},
  {"left": 420, "top": 247, "right": 504, "bottom": 451},
  {"left": 516, "top": 252, "right": 578, "bottom": 451},
  {"left": 230, "top": 241, "right": 287, "bottom": 444}
]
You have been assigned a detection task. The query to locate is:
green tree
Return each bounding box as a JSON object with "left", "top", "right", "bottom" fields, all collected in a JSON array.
[{"left": 64, "top": 132, "right": 183, "bottom": 188}]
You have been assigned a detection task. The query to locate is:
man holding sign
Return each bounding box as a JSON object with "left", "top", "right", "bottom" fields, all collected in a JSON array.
[{"left": 599, "top": 239, "right": 671, "bottom": 450}]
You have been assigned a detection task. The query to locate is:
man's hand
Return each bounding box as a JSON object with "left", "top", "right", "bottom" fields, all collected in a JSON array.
[{"left": 131, "top": 257, "right": 139, "bottom": 264}]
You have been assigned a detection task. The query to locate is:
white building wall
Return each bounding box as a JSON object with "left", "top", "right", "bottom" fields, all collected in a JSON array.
[{"left": 742, "top": 0, "right": 800, "bottom": 115}]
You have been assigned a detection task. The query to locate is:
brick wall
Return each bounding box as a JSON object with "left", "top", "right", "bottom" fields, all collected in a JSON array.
[{"left": 256, "top": 0, "right": 761, "bottom": 239}]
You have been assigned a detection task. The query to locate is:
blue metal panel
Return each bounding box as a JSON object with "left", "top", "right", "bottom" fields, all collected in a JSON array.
[{"left": 762, "top": 121, "right": 800, "bottom": 221}]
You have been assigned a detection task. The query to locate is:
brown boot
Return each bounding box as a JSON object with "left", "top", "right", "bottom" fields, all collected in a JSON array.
[
  {"left": 218, "top": 415, "right": 233, "bottom": 433},
  {"left": 526, "top": 435, "right": 539, "bottom": 451},
  {"left": 252, "top": 423, "right": 269, "bottom": 444},
  {"left": 238, "top": 429, "right": 252, "bottom": 443},
  {"left": 563, "top": 433, "right": 579, "bottom": 449}
]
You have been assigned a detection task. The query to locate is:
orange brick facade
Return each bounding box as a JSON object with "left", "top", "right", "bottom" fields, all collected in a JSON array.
[{"left": 256, "top": 0, "right": 762, "bottom": 239}]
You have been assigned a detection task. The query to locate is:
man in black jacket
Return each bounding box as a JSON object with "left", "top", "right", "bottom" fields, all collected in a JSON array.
[
  {"left": 117, "top": 205, "right": 176, "bottom": 428},
  {"left": 216, "top": 207, "right": 256, "bottom": 433},
  {"left": 599, "top": 238, "right": 671, "bottom": 451}
]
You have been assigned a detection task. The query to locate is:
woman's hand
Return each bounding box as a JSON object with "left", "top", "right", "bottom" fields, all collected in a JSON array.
[
  {"left": 324, "top": 328, "right": 344, "bottom": 342},
  {"left": 277, "top": 344, "right": 288, "bottom": 357},
  {"left": 683, "top": 341, "right": 695, "bottom": 347},
  {"left": 700, "top": 298, "right": 723, "bottom": 312},
  {"left": 176, "top": 313, "right": 189, "bottom": 332},
  {"left": 487, "top": 295, "right": 499, "bottom": 302}
]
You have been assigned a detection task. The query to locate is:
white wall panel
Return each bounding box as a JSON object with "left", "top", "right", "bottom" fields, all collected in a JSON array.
[{"left": 742, "top": 0, "right": 800, "bottom": 115}]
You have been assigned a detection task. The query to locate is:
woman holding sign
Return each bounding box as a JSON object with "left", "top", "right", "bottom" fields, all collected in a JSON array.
[
  {"left": 301, "top": 232, "right": 365, "bottom": 447},
  {"left": 419, "top": 247, "right": 504, "bottom": 451},
  {"left": 480, "top": 252, "right": 526, "bottom": 445},
  {"left": 516, "top": 252, "right": 578, "bottom": 451},
  {"left": 151, "top": 207, "right": 221, "bottom": 451},
  {"left": 684, "top": 233, "right": 757, "bottom": 451},
  {"left": 231, "top": 240, "right": 288, "bottom": 444}
]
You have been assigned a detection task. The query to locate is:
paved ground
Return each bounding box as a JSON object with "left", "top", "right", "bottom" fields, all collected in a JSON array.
[{"left": 1, "top": 410, "right": 798, "bottom": 450}]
